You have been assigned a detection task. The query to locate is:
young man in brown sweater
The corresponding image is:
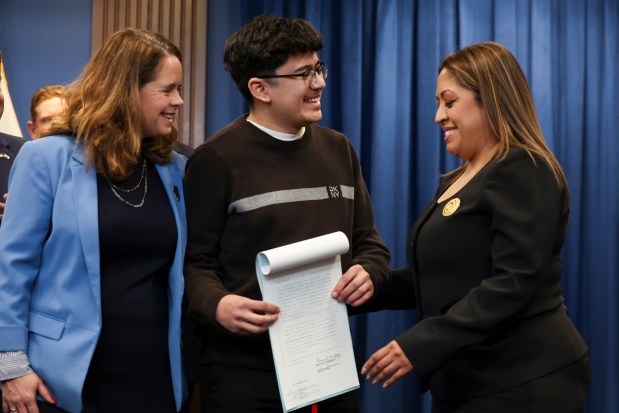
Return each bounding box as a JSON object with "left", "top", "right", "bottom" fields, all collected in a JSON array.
[{"left": 184, "top": 14, "right": 390, "bottom": 413}]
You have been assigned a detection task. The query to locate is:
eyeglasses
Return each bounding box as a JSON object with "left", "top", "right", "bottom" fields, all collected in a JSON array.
[{"left": 257, "top": 62, "right": 328, "bottom": 86}]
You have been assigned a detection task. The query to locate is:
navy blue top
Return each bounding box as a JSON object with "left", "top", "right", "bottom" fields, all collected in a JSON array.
[{"left": 84, "top": 159, "right": 177, "bottom": 412}]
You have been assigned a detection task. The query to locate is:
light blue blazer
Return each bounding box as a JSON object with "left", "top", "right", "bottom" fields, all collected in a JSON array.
[{"left": 0, "top": 135, "right": 188, "bottom": 412}]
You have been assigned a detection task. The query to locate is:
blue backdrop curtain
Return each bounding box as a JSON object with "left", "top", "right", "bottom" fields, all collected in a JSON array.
[{"left": 204, "top": 1, "right": 619, "bottom": 412}]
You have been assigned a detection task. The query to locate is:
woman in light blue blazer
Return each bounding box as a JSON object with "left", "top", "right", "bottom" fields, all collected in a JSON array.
[{"left": 0, "top": 28, "right": 187, "bottom": 413}]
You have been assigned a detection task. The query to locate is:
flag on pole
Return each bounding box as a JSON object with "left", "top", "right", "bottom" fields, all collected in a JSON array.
[{"left": 0, "top": 50, "right": 24, "bottom": 137}]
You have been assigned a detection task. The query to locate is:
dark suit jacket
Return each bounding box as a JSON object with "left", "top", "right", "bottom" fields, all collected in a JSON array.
[
  {"left": 174, "top": 141, "right": 194, "bottom": 160},
  {"left": 0, "top": 132, "right": 26, "bottom": 224},
  {"left": 364, "top": 148, "right": 587, "bottom": 400}
]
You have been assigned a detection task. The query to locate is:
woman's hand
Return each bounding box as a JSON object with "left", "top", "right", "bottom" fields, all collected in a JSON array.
[
  {"left": 2, "top": 372, "right": 55, "bottom": 413},
  {"left": 361, "top": 340, "right": 413, "bottom": 388},
  {"left": 0, "top": 193, "right": 8, "bottom": 220}
]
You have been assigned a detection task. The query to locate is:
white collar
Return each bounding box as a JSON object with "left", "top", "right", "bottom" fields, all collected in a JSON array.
[{"left": 246, "top": 118, "right": 305, "bottom": 141}]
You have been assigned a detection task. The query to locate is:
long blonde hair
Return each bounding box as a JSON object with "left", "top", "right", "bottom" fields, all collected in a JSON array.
[
  {"left": 49, "top": 28, "right": 182, "bottom": 180},
  {"left": 439, "top": 42, "right": 567, "bottom": 187}
]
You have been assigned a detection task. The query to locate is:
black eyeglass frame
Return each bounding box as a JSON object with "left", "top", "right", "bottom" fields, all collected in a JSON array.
[{"left": 256, "top": 61, "right": 328, "bottom": 84}]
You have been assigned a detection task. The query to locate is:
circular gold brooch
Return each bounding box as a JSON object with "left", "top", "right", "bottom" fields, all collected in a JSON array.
[{"left": 442, "top": 198, "right": 461, "bottom": 216}]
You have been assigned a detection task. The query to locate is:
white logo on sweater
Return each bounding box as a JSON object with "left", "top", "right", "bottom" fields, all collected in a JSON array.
[{"left": 329, "top": 186, "right": 340, "bottom": 198}]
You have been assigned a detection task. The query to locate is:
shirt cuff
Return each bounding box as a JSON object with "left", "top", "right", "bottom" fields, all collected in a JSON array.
[{"left": 0, "top": 351, "right": 33, "bottom": 381}]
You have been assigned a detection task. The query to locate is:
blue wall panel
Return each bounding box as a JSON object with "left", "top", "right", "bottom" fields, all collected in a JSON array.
[{"left": 0, "top": 0, "right": 92, "bottom": 137}]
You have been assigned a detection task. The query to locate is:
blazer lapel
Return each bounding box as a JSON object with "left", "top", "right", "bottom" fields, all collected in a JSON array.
[
  {"left": 155, "top": 162, "right": 185, "bottom": 244},
  {"left": 155, "top": 162, "right": 185, "bottom": 297},
  {"left": 155, "top": 161, "right": 186, "bottom": 404},
  {"left": 0, "top": 135, "right": 18, "bottom": 196},
  {"left": 71, "top": 144, "right": 102, "bottom": 309}
]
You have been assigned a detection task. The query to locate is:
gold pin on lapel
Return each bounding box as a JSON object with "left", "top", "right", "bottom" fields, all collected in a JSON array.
[
  {"left": 442, "top": 198, "right": 460, "bottom": 216},
  {"left": 0, "top": 153, "right": 10, "bottom": 160}
]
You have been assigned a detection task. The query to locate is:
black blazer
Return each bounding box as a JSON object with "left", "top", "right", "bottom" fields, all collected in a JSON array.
[
  {"left": 367, "top": 148, "right": 587, "bottom": 399},
  {"left": 0, "top": 132, "right": 25, "bottom": 198}
]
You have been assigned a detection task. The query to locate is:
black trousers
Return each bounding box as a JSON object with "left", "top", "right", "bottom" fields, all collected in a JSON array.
[
  {"left": 201, "top": 362, "right": 360, "bottom": 413},
  {"left": 36, "top": 401, "right": 68, "bottom": 412},
  {"left": 432, "top": 354, "right": 590, "bottom": 413}
]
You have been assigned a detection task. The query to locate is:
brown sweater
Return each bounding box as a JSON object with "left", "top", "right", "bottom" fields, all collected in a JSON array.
[{"left": 183, "top": 115, "right": 390, "bottom": 369}]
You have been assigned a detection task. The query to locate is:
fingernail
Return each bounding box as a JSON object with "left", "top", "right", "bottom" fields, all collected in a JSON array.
[
  {"left": 360, "top": 368, "right": 366, "bottom": 375},
  {"left": 382, "top": 383, "right": 389, "bottom": 389}
]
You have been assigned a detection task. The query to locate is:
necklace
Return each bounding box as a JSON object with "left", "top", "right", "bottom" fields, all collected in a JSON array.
[
  {"left": 105, "top": 159, "right": 148, "bottom": 208},
  {"left": 108, "top": 159, "right": 146, "bottom": 192}
]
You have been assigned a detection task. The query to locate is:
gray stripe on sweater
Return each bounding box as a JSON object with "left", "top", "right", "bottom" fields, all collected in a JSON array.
[{"left": 229, "top": 185, "right": 354, "bottom": 214}]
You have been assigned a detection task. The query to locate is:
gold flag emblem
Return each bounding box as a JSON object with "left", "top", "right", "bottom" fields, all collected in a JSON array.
[{"left": 442, "top": 198, "right": 460, "bottom": 216}]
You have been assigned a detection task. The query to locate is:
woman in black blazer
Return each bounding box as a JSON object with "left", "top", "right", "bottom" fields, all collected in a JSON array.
[{"left": 361, "top": 42, "right": 589, "bottom": 412}]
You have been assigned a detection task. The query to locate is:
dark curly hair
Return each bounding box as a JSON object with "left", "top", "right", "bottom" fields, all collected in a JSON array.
[{"left": 224, "top": 14, "right": 323, "bottom": 103}]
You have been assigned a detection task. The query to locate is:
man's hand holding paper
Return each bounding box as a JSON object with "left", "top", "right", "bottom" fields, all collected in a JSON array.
[
  {"left": 215, "top": 294, "right": 280, "bottom": 334},
  {"left": 331, "top": 264, "right": 374, "bottom": 306}
]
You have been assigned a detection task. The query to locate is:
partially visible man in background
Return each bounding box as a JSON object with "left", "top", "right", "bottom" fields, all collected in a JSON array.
[
  {"left": 26, "top": 85, "right": 66, "bottom": 139},
  {"left": 0, "top": 50, "right": 25, "bottom": 223}
]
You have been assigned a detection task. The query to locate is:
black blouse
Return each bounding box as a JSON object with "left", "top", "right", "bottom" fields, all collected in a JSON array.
[{"left": 84, "top": 159, "right": 177, "bottom": 412}]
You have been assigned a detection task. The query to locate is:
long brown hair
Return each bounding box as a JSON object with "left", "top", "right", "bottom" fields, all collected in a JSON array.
[
  {"left": 439, "top": 42, "right": 567, "bottom": 187},
  {"left": 49, "top": 28, "right": 182, "bottom": 180}
]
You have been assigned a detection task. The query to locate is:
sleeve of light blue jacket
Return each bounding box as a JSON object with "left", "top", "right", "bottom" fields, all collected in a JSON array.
[
  {"left": 0, "top": 142, "right": 55, "bottom": 351},
  {"left": 0, "top": 352, "right": 33, "bottom": 380}
]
